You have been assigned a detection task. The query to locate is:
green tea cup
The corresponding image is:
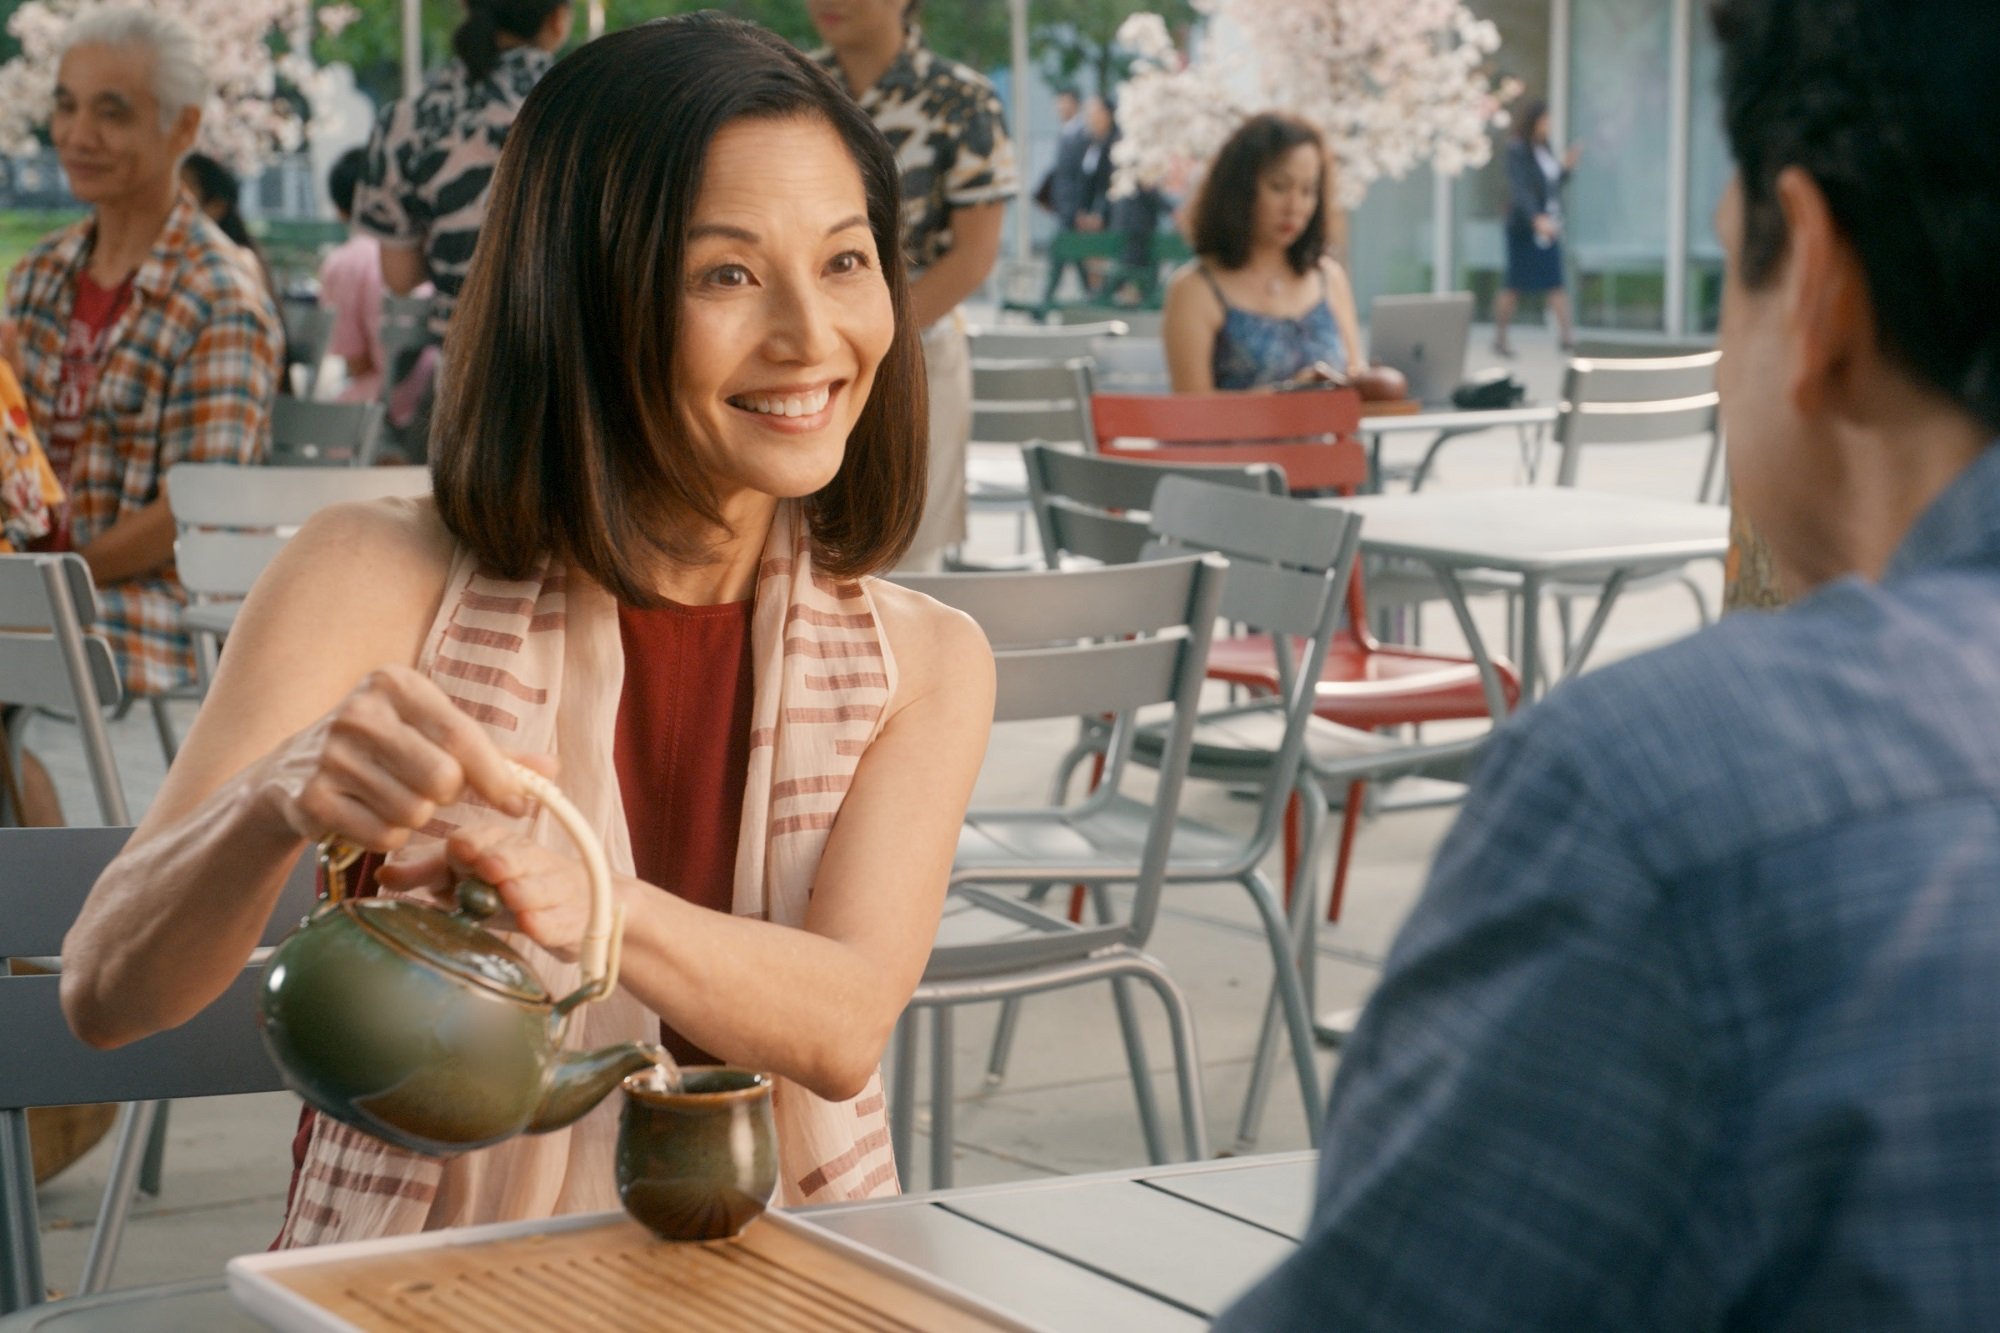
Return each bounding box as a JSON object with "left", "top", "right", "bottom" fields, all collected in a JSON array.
[{"left": 617, "top": 1066, "right": 777, "bottom": 1242}]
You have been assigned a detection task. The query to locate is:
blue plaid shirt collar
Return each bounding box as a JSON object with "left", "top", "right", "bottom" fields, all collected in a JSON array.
[{"left": 1888, "top": 440, "right": 2000, "bottom": 579}]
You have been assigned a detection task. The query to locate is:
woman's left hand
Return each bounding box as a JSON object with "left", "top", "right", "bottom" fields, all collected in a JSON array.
[{"left": 376, "top": 824, "right": 594, "bottom": 959}]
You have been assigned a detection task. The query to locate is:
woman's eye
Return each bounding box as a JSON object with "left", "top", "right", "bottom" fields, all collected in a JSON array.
[
  {"left": 826, "top": 250, "right": 872, "bottom": 276},
  {"left": 704, "top": 264, "right": 752, "bottom": 288}
]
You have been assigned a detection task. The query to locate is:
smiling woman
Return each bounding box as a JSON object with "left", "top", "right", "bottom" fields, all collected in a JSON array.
[{"left": 58, "top": 13, "right": 994, "bottom": 1246}]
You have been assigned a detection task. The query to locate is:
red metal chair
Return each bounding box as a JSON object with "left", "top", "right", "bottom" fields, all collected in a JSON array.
[{"left": 1090, "top": 390, "right": 1523, "bottom": 924}]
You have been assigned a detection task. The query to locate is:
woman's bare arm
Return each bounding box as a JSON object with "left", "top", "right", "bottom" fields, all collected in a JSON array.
[
  {"left": 59, "top": 501, "right": 530, "bottom": 1047},
  {"left": 1323, "top": 257, "right": 1368, "bottom": 376},
  {"left": 1163, "top": 263, "right": 1224, "bottom": 393}
]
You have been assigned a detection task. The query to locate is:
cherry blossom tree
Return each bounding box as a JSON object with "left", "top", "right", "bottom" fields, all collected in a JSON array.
[
  {"left": 1112, "top": 0, "right": 1518, "bottom": 208},
  {"left": 0, "top": 0, "right": 353, "bottom": 174}
]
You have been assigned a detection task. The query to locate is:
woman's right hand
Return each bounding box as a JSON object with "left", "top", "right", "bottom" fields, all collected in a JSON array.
[{"left": 261, "top": 665, "right": 536, "bottom": 853}]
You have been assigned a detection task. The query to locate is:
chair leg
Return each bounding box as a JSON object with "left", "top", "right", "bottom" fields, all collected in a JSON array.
[
  {"left": 986, "top": 997, "right": 1023, "bottom": 1086},
  {"left": 1123, "top": 957, "right": 1211, "bottom": 1163},
  {"left": 889, "top": 1012, "right": 918, "bottom": 1188},
  {"left": 1325, "top": 782, "right": 1367, "bottom": 924},
  {"left": 79, "top": 1099, "right": 158, "bottom": 1295},
  {"left": 147, "top": 697, "right": 179, "bottom": 768},
  {"left": 1090, "top": 885, "right": 1168, "bottom": 1164},
  {"left": 1244, "top": 790, "right": 1334, "bottom": 1149},
  {"left": 138, "top": 1102, "right": 170, "bottom": 1197},
  {"left": 1229, "top": 870, "right": 1325, "bottom": 1152},
  {"left": 929, "top": 1006, "right": 955, "bottom": 1190},
  {"left": 0, "top": 1109, "right": 45, "bottom": 1315}
]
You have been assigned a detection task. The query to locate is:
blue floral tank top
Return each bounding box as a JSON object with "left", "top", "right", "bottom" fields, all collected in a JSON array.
[{"left": 1202, "top": 266, "right": 1347, "bottom": 391}]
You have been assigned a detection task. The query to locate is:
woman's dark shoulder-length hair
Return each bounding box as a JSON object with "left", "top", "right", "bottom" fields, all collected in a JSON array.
[
  {"left": 432, "top": 12, "right": 926, "bottom": 601},
  {"left": 1190, "top": 112, "right": 1330, "bottom": 276}
]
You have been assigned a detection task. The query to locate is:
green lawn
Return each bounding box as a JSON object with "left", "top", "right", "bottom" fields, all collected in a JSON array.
[{"left": 0, "top": 209, "right": 81, "bottom": 278}]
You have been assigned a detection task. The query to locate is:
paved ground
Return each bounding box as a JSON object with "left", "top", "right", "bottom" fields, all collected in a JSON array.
[{"left": 21, "top": 321, "right": 1722, "bottom": 1297}]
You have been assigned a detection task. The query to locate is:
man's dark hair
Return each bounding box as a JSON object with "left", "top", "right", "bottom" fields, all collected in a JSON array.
[
  {"left": 453, "top": 0, "right": 566, "bottom": 83},
  {"left": 433, "top": 13, "right": 926, "bottom": 599},
  {"left": 1190, "top": 113, "right": 1329, "bottom": 276},
  {"left": 327, "top": 147, "right": 366, "bottom": 219},
  {"left": 1514, "top": 97, "right": 1548, "bottom": 144},
  {"left": 1713, "top": 0, "right": 2000, "bottom": 433}
]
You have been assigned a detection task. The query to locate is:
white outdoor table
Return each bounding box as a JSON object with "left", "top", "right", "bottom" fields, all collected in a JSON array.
[
  {"left": 1324, "top": 487, "right": 1730, "bottom": 703},
  {"left": 1357, "top": 404, "right": 1560, "bottom": 491},
  {"left": 0, "top": 1154, "right": 1318, "bottom": 1332},
  {"left": 797, "top": 1152, "right": 1316, "bottom": 1330}
]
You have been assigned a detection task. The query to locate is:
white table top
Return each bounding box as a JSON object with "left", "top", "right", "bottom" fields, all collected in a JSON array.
[
  {"left": 1358, "top": 404, "right": 1558, "bottom": 435},
  {"left": 1325, "top": 486, "right": 1729, "bottom": 575}
]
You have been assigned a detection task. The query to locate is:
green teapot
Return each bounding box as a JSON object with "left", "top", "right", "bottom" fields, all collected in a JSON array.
[{"left": 258, "top": 764, "right": 663, "bottom": 1156}]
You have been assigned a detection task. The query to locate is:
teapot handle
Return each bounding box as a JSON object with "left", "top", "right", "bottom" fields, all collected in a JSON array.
[
  {"left": 315, "top": 765, "right": 625, "bottom": 1006},
  {"left": 509, "top": 761, "right": 625, "bottom": 1004}
]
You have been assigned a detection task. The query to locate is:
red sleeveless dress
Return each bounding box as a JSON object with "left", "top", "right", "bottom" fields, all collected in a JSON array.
[{"left": 612, "top": 597, "right": 756, "bottom": 1065}]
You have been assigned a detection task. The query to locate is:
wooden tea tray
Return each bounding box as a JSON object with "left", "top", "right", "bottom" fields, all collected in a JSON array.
[{"left": 228, "top": 1210, "right": 1043, "bottom": 1332}]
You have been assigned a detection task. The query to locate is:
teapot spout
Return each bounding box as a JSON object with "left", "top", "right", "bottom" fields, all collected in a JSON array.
[{"left": 529, "top": 1042, "right": 666, "bottom": 1134}]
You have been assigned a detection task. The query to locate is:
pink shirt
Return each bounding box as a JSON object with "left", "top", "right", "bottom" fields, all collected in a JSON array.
[{"left": 316, "top": 231, "right": 384, "bottom": 403}]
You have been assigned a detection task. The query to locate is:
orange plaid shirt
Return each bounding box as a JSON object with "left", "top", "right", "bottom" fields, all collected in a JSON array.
[{"left": 6, "top": 192, "right": 280, "bottom": 695}]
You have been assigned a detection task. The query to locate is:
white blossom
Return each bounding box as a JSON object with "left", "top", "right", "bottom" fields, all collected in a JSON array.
[
  {"left": 0, "top": 0, "right": 328, "bottom": 176},
  {"left": 1113, "top": 0, "right": 1518, "bottom": 208}
]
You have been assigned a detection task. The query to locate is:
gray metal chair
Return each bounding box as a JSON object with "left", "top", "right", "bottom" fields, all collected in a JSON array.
[
  {"left": 967, "top": 320, "right": 1128, "bottom": 361},
  {"left": 958, "top": 352, "right": 1097, "bottom": 566},
  {"left": 1087, "top": 334, "right": 1170, "bottom": 393},
  {"left": 0, "top": 555, "right": 127, "bottom": 828},
  {"left": 888, "top": 555, "right": 1227, "bottom": 1190},
  {"left": 1008, "top": 453, "right": 1485, "bottom": 1146},
  {"left": 0, "top": 828, "right": 314, "bottom": 1312},
  {"left": 267, "top": 397, "right": 383, "bottom": 467},
  {"left": 168, "top": 463, "right": 432, "bottom": 690},
  {"left": 278, "top": 298, "right": 336, "bottom": 399},
  {"left": 1054, "top": 306, "right": 1164, "bottom": 337}
]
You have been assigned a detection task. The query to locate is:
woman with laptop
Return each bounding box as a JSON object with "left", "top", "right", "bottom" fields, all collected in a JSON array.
[{"left": 1161, "top": 113, "right": 1368, "bottom": 392}]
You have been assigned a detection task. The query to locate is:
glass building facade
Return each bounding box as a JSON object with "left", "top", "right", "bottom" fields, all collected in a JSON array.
[{"left": 1348, "top": 0, "right": 1729, "bottom": 339}]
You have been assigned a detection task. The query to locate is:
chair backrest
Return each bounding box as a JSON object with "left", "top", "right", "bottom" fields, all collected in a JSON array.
[
  {"left": 169, "top": 463, "right": 431, "bottom": 601},
  {"left": 379, "top": 294, "right": 430, "bottom": 362},
  {"left": 1146, "top": 477, "right": 1366, "bottom": 848},
  {"left": 895, "top": 555, "right": 1226, "bottom": 948},
  {"left": 0, "top": 554, "right": 127, "bottom": 824},
  {"left": 280, "top": 299, "right": 337, "bottom": 398},
  {"left": 1022, "top": 443, "right": 1283, "bottom": 568},
  {"left": 1088, "top": 335, "right": 1169, "bottom": 393},
  {"left": 0, "top": 827, "right": 313, "bottom": 1312},
  {"left": 268, "top": 397, "right": 384, "bottom": 467},
  {"left": 1054, "top": 306, "right": 1165, "bottom": 336},
  {"left": 1554, "top": 350, "right": 1723, "bottom": 498},
  {"left": 970, "top": 358, "right": 1096, "bottom": 449},
  {"left": 970, "top": 322, "right": 1127, "bottom": 362},
  {"left": 1090, "top": 389, "right": 1368, "bottom": 494}
]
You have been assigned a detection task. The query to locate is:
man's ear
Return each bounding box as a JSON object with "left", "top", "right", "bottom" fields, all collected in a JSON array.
[
  {"left": 166, "top": 103, "right": 201, "bottom": 165},
  {"left": 1773, "top": 165, "right": 1875, "bottom": 423}
]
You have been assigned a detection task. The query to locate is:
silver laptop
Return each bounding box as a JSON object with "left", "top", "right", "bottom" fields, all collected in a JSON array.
[{"left": 1368, "top": 293, "right": 1475, "bottom": 407}]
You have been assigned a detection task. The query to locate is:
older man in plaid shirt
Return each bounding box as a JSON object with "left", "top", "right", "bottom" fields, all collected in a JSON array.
[{"left": 5, "top": 7, "right": 280, "bottom": 699}]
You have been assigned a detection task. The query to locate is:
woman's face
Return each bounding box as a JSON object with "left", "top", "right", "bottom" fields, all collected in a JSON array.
[
  {"left": 1252, "top": 143, "right": 1322, "bottom": 254},
  {"left": 674, "top": 115, "right": 895, "bottom": 515}
]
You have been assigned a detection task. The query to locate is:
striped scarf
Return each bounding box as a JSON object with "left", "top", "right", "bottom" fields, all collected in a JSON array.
[{"left": 277, "top": 501, "right": 900, "bottom": 1246}]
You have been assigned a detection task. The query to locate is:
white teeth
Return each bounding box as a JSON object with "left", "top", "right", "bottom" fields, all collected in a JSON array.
[{"left": 732, "top": 386, "right": 831, "bottom": 418}]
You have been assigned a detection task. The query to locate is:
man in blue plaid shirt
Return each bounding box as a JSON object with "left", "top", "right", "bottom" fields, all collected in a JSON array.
[{"left": 1220, "top": 0, "right": 2000, "bottom": 1327}]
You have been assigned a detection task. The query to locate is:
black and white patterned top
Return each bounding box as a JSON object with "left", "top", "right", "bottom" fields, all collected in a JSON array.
[
  {"left": 352, "top": 47, "right": 554, "bottom": 339},
  {"left": 815, "top": 27, "right": 1017, "bottom": 274}
]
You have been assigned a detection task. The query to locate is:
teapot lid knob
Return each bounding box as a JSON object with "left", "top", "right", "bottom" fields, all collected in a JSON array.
[{"left": 454, "top": 880, "right": 503, "bottom": 922}]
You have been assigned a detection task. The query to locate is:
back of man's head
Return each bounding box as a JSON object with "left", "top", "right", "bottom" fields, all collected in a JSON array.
[
  {"left": 328, "top": 147, "right": 367, "bottom": 221},
  {"left": 1714, "top": 0, "right": 2000, "bottom": 435}
]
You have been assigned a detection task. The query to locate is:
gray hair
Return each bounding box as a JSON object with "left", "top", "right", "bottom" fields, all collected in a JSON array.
[{"left": 57, "top": 6, "right": 207, "bottom": 130}]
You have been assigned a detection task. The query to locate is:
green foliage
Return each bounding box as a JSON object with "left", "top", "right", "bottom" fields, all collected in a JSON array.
[
  {"left": 313, "top": 0, "right": 460, "bottom": 106},
  {"left": 1031, "top": 0, "right": 1196, "bottom": 98}
]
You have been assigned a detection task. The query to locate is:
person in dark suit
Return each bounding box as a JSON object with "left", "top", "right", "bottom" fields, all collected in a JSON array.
[
  {"left": 1494, "top": 97, "right": 1582, "bottom": 355},
  {"left": 1043, "top": 95, "right": 1116, "bottom": 302}
]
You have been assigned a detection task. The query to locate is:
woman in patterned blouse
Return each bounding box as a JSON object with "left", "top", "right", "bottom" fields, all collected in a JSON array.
[{"left": 353, "top": 0, "right": 572, "bottom": 346}]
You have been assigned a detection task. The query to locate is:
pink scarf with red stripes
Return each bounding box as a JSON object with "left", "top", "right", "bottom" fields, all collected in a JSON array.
[{"left": 277, "top": 501, "right": 900, "bottom": 1246}]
